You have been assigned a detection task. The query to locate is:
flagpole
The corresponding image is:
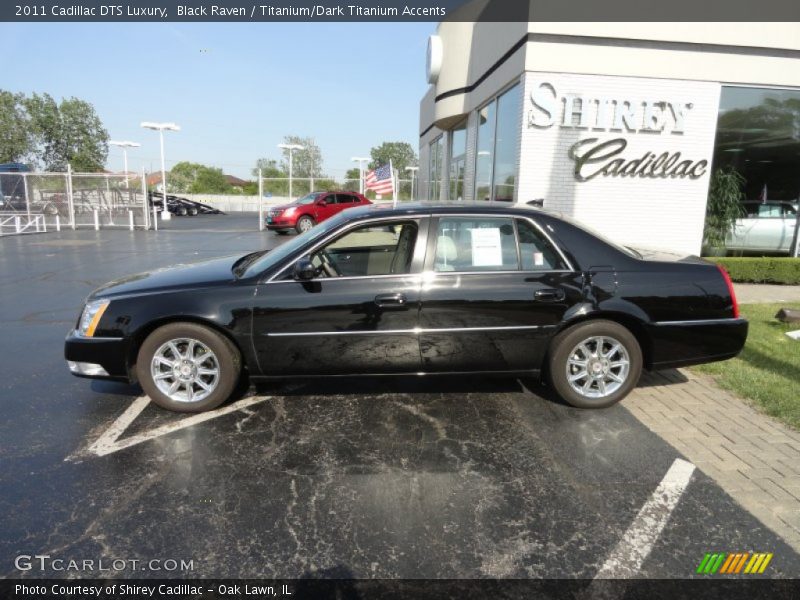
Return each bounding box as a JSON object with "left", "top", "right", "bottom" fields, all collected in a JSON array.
[{"left": 391, "top": 159, "right": 396, "bottom": 208}]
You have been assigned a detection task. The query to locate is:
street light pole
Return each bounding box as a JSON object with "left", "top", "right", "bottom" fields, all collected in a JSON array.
[
  {"left": 141, "top": 122, "right": 180, "bottom": 220},
  {"left": 351, "top": 157, "right": 369, "bottom": 195},
  {"left": 405, "top": 166, "right": 419, "bottom": 201},
  {"left": 109, "top": 141, "right": 141, "bottom": 188},
  {"left": 278, "top": 143, "right": 304, "bottom": 201}
]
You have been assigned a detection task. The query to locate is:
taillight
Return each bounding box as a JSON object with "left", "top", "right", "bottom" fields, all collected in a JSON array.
[{"left": 717, "top": 264, "right": 739, "bottom": 319}]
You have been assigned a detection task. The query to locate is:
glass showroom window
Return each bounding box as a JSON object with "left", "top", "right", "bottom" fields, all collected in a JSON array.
[
  {"left": 428, "top": 135, "right": 444, "bottom": 201},
  {"left": 474, "top": 102, "right": 496, "bottom": 202},
  {"left": 449, "top": 119, "right": 467, "bottom": 201},
  {"left": 713, "top": 86, "right": 800, "bottom": 204},
  {"left": 492, "top": 85, "right": 522, "bottom": 202},
  {"left": 473, "top": 82, "right": 520, "bottom": 202}
]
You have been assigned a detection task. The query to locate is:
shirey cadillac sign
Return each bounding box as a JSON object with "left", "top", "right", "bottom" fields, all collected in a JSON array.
[{"left": 527, "top": 81, "right": 709, "bottom": 182}]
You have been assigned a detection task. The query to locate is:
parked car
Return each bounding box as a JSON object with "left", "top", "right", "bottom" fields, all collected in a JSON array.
[
  {"left": 66, "top": 202, "right": 747, "bottom": 412},
  {"left": 726, "top": 201, "right": 798, "bottom": 255},
  {"left": 266, "top": 191, "right": 371, "bottom": 234},
  {"left": 148, "top": 192, "right": 224, "bottom": 216}
]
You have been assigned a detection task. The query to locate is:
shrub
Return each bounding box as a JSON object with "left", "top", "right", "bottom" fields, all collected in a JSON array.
[{"left": 710, "top": 258, "right": 800, "bottom": 285}]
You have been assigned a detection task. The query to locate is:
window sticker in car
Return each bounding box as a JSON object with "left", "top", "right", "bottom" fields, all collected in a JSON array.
[{"left": 471, "top": 227, "right": 503, "bottom": 266}]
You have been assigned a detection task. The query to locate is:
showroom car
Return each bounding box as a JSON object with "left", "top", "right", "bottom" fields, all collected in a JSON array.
[
  {"left": 726, "top": 200, "right": 798, "bottom": 254},
  {"left": 65, "top": 203, "right": 747, "bottom": 412},
  {"left": 265, "top": 190, "right": 371, "bottom": 233}
]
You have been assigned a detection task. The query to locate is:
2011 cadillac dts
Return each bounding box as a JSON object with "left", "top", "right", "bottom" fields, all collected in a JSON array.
[{"left": 65, "top": 203, "right": 747, "bottom": 412}]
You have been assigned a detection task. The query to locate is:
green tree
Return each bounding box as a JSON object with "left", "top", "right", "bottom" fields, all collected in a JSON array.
[
  {"left": 279, "top": 135, "right": 323, "bottom": 178},
  {"left": 704, "top": 166, "right": 746, "bottom": 250},
  {"left": 169, "top": 162, "right": 231, "bottom": 194},
  {"left": 0, "top": 91, "right": 32, "bottom": 164},
  {"left": 25, "top": 93, "right": 109, "bottom": 171},
  {"left": 369, "top": 141, "right": 417, "bottom": 173},
  {"left": 252, "top": 158, "right": 288, "bottom": 195}
]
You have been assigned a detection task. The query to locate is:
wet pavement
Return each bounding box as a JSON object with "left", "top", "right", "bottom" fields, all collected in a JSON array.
[{"left": 1, "top": 214, "right": 798, "bottom": 579}]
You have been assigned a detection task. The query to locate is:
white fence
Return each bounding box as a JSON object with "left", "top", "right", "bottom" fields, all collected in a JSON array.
[
  {"left": 0, "top": 170, "right": 151, "bottom": 234},
  {"left": 0, "top": 213, "right": 47, "bottom": 236}
]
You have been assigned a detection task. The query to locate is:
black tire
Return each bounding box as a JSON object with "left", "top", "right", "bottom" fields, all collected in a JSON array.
[
  {"left": 136, "top": 322, "right": 241, "bottom": 413},
  {"left": 548, "top": 320, "right": 642, "bottom": 409},
  {"left": 177, "top": 206, "right": 188, "bottom": 216},
  {"left": 295, "top": 215, "right": 314, "bottom": 234},
  {"left": 188, "top": 207, "right": 198, "bottom": 216}
]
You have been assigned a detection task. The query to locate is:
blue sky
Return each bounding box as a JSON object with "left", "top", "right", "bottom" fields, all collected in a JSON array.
[{"left": 1, "top": 22, "right": 435, "bottom": 178}]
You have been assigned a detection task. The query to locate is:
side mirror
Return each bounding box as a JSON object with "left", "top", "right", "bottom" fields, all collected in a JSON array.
[
  {"left": 293, "top": 257, "right": 316, "bottom": 281},
  {"left": 317, "top": 198, "right": 327, "bottom": 207}
]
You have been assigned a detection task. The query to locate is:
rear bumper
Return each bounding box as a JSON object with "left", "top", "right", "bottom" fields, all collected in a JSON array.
[
  {"left": 64, "top": 330, "right": 131, "bottom": 382},
  {"left": 646, "top": 318, "right": 748, "bottom": 370}
]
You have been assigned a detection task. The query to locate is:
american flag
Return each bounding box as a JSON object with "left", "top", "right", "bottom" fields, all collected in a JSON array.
[{"left": 364, "top": 163, "right": 394, "bottom": 196}]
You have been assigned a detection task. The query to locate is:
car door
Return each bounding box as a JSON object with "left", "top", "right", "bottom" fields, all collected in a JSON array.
[
  {"left": 418, "top": 215, "right": 582, "bottom": 373},
  {"left": 334, "top": 193, "right": 357, "bottom": 216},
  {"left": 747, "top": 203, "right": 787, "bottom": 251},
  {"left": 311, "top": 193, "right": 337, "bottom": 222},
  {"left": 780, "top": 204, "right": 798, "bottom": 253},
  {"left": 251, "top": 217, "right": 428, "bottom": 376}
]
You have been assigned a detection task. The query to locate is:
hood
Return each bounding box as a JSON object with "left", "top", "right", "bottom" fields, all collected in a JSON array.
[
  {"left": 270, "top": 202, "right": 303, "bottom": 211},
  {"left": 90, "top": 254, "right": 243, "bottom": 299}
]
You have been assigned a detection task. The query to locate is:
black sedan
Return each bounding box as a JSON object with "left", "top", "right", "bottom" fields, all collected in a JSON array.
[{"left": 65, "top": 203, "right": 748, "bottom": 412}]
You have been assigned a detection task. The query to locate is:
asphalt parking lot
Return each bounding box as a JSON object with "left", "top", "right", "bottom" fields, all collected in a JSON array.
[{"left": 1, "top": 213, "right": 798, "bottom": 580}]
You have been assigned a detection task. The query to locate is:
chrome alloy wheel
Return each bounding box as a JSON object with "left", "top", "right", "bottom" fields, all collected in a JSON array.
[
  {"left": 298, "top": 217, "right": 313, "bottom": 232},
  {"left": 565, "top": 335, "right": 630, "bottom": 399},
  {"left": 150, "top": 338, "right": 220, "bottom": 403}
]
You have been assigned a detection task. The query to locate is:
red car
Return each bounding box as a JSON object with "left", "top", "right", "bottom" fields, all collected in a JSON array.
[{"left": 265, "top": 191, "right": 371, "bottom": 234}]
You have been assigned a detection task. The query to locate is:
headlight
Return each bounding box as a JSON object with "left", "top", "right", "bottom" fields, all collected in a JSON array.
[
  {"left": 78, "top": 299, "right": 110, "bottom": 337},
  {"left": 283, "top": 207, "right": 297, "bottom": 216}
]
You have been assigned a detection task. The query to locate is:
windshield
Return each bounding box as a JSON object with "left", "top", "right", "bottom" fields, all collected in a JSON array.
[
  {"left": 296, "top": 192, "right": 324, "bottom": 205},
  {"left": 241, "top": 211, "right": 349, "bottom": 278}
]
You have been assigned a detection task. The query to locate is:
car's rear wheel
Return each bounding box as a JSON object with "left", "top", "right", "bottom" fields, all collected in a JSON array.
[
  {"left": 296, "top": 215, "right": 314, "bottom": 234},
  {"left": 548, "top": 320, "right": 642, "bottom": 408},
  {"left": 136, "top": 322, "right": 241, "bottom": 412}
]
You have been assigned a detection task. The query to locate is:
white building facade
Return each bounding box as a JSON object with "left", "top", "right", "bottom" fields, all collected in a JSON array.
[{"left": 419, "top": 22, "right": 800, "bottom": 255}]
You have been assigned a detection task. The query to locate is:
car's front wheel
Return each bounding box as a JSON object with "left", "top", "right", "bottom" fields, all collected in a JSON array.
[
  {"left": 136, "top": 322, "right": 241, "bottom": 412},
  {"left": 295, "top": 215, "right": 314, "bottom": 234},
  {"left": 548, "top": 320, "right": 642, "bottom": 408}
]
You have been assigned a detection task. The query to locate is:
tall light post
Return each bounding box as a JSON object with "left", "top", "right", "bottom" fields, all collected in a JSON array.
[
  {"left": 278, "top": 143, "right": 304, "bottom": 200},
  {"left": 141, "top": 122, "right": 180, "bottom": 220},
  {"left": 351, "top": 156, "right": 369, "bottom": 194},
  {"left": 109, "top": 141, "right": 141, "bottom": 188},
  {"left": 405, "top": 166, "right": 419, "bottom": 201}
]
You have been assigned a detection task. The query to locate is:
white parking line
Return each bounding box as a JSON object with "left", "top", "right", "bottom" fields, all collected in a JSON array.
[
  {"left": 594, "top": 458, "right": 696, "bottom": 579},
  {"left": 69, "top": 394, "right": 272, "bottom": 459}
]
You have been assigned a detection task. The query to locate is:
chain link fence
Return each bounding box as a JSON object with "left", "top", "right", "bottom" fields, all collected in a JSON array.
[{"left": 0, "top": 171, "right": 150, "bottom": 233}]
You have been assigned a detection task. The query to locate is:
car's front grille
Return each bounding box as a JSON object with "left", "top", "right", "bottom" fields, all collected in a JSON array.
[{"left": 269, "top": 209, "right": 282, "bottom": 217}]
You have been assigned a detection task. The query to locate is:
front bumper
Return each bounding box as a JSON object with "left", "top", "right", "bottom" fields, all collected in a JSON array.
[
  {"left": 64, "top": 330, "right": 131, "bottom": 382},
  {"left": 265, "top": 213, "right": 297, "bottom": 230}
]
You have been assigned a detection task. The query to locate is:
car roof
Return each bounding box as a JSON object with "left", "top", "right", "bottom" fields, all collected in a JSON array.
[{"left": 345, "top": 201, "right": 552, "bottom": 219}]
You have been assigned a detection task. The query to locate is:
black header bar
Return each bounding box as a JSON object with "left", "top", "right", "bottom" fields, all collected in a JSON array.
[{"left": 2, "top": 0, "right": 800, "bottom": 22}]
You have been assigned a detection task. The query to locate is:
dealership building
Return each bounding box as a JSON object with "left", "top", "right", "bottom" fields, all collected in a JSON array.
[{"left": 418, "top": 22, "right": 800, "bottom": 254}]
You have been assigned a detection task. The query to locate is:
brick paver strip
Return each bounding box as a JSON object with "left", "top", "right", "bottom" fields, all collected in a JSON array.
[{"left": 625, "top": 370, "right": 800, "bottom": 552}]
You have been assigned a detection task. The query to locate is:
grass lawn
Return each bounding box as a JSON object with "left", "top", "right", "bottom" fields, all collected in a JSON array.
[{"left": 693, "top": 303, "right": 800, "bottom": 430}]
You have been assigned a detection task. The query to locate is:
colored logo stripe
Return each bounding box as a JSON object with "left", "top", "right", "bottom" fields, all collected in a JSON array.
[{"left": 697, "top": 552, "right": 773, "bottom": 574}]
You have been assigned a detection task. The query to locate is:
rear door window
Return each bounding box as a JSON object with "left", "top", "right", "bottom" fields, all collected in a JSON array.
[{"left": 433, "top": 217, "right": 518, "bottom": 272}]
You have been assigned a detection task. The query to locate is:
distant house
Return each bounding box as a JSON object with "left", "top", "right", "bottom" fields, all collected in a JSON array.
[{"left": 225, "top": 175, "right": 249, "bottom": 192}]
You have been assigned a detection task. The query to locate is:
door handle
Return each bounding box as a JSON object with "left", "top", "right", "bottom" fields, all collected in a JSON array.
[
  {"left": 534, "top": 288, "right": 566, "bottom": 302},
  {"left": 374, "top": 293, "right": 408, "bottom": 308}
]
